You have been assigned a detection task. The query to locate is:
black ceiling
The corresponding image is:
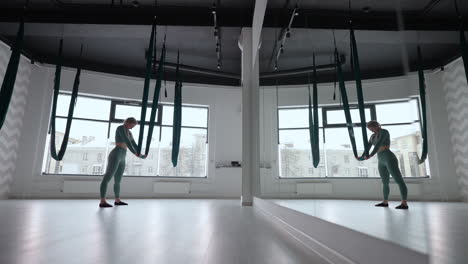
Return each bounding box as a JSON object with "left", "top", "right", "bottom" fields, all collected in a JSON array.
[{"left": 0, "top": 0, "right": 467, "bottom": 86}]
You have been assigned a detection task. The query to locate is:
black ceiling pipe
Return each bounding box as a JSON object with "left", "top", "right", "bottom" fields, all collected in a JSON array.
[{"left": 159, "top": 54, "right": 345, "bottom": 81}]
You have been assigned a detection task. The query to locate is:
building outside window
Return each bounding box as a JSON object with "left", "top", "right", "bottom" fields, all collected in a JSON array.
[
  {"left": 345, "top": 168, "right": 351, "bottom": 177},
  {"left": 42, "top": 93, "right": 209, "bottom": 177},
  {"left": 92, "top": 165, "right": 102, "bottom": 175},
  {"left": 399, "top": 155, "right": 406, "bottom": 177},
  {"left": 54, "top": 162, "right": 61, "bottom": 174},
  {"left": 278, "top": 98, "right": 429, "bottom": 178},
  {"left": 409, "top": 152, "right": 420, "bottom": 177},
  {"left": 358, "top": 167, "right": 369, "bottom": 178}
]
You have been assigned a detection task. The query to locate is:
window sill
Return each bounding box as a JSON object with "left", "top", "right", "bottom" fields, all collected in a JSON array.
[
  {"left": 278, "top": 176, "right": 430, "bottom": 180},
  {"left": 41, "top": 173, "right": 207, "bottom": 179}
]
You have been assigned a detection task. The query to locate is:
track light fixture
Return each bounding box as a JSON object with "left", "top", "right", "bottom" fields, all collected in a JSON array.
[
  {"left": 274, "top": 4, "right": 299, "bottom": 70},
  {"left": 212, "top": 3, "right": 217, "bottom": 14},
  {"left": 212, "top": 2, "right": 221, "bottom": 70}
]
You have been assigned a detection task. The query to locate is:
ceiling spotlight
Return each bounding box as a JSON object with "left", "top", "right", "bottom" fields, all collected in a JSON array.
[
  {"left": 131, "top": 0, "right": 140, "bottom": 7},
  {"left": 362, "top": 6, "right": 371, "bottom": 13},
  {"left": 212, "top": 3, "right": 217, "bottom": 14},
  {"left": 217, "top": 63, "right": 221, "bottom": 69},
  {"left": 294, "top": 12, "right": 299, "bottom": 16}
]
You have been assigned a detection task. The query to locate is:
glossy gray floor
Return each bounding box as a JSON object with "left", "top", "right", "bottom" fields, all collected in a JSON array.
[
  {"left": 0, "top": 199, "right": 328, "bottom": 264},
  {"left": 274, "top": 199, "right": 468, "bottom": 264}
]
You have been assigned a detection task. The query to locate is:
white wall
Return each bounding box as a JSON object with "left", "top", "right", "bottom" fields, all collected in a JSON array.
[
  {"left": 0, "top": 40, "right": 32, "bottom": 199},
  {"left": 258, "top": 73, "right": 461, "bottom": 201},
  {"left": 440, "top": 58, "right": 468, "bottom": 201},
  {"left": 10, "top": 65, "right": 243, "bottom": 198}
]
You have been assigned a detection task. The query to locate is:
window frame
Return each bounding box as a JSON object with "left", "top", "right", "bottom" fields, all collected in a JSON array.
[
  {"left": 322, "top": 104, "right": 376, "bottom": 128},
  {"left": 277, "top": 97, "right": 430, "bottom": 179},
  {"left": 110, "top": 100, "right": 163, "bottom": 126},
  {"left": 43, "top": 92, "right": 210, "bottom": 178}
]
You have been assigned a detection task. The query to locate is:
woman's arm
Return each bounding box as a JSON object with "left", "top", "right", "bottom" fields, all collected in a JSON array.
[
  {"left": 117, "top": 126, "right": 139, "bottom": 155},
  {"left": 357, "top": 134, "right": 375, "bottom": 160},
  {"left": 128, "top": 132, "right": 139, "bottom": 153}
]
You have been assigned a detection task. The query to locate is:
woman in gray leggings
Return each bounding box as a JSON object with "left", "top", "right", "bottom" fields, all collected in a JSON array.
[
  {"left": 99, "top": 117, "right": 145, "bottom": 208},
  {"left": 362, "top": 120, "right": 408, "bottom": 209}
]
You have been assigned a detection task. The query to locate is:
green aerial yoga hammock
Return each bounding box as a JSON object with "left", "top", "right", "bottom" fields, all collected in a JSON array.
[
  {"left": 136, "top": 21, "right": 157, "bottom": 155},
  {"left": 144, "top": 36, "right": 166, "bottom": 156},
  {"left": 349, "top": 26, "right": 370, "bottom": 158},
  {"left": 137, "top": 21, "right": 167, "bottom": 157},
  {"left": 49, "top": 40, "right": 82, "bottom": 161},
  {"left": 417, "top": 46, "right": 428, "bottom": 164},
  {"left": 172, "top": 51, "right": 182, "bottom": 167},
  {"left": 334, "top": 47, "right": 360, "bottom": 158},
  {"left": 0, "top": 20, "right": 24, "bottom": 130},
  {"left": 308, "top": 54, "right": 320, "bottom": 168},
  {"left": 332, "top": 25, "right": 369, "bottom": 159}
]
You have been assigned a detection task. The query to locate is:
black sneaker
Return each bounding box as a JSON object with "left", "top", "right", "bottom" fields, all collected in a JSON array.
[
  {"left": 395, "top": 204, "right": 409, "bottom": 210},
  {"left": 375, "top": 202, "right": 389, "bottom": 207},
  {"left": 99, "top": 203, "right": 113, "bottom": 208},
  {"left": 114, "top": 201, "right": 128, "bottom": 206}
]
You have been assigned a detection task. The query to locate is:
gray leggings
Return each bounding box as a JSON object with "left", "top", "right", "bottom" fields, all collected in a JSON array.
[
  {"left": 377, "top": 150, "right": 408, "bottom": 200},
  {"left": 100, "top": 147, "right": 126, "bottom": 198}
]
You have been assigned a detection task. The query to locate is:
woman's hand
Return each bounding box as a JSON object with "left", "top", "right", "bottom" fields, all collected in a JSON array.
[{"left": 357, "top": 155, "right": 369, "bottom": 161}]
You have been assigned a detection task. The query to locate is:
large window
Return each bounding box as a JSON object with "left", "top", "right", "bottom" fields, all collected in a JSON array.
[
  {"left": 278, "top": 98, "right": 429, "bottom": 178},
  {"left": 43, "top": 93, "right": 209, "bottom": 177}
]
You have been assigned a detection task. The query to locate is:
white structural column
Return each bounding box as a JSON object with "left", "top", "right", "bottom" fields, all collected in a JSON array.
[
  {"left": 252, "top": 0, "right": 268, "bottom": 67},
  {"left": 239, "top": 28, "right": 259, "bottom": 206},
  {"left": 238, "top": 0, "right": 268, "bottom": 206}
]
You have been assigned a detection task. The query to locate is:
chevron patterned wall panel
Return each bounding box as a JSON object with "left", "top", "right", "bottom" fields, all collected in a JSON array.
[
  {"left": 442, "top": 59, "right": 468, "bottom": 201},
  {"left": 0, "top": 43, "right": 31, "bottom": 199}
]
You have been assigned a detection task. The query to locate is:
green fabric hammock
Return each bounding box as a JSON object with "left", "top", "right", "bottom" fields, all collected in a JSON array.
[
  {"left": 144, "top": 38, "right": 166, "bottom": 156},
  {"left": 334, "top": 47, "right": 359, "bottom": 157},
  {"left": 49, "top": 40, "right": 82, "bottom": 161},
  {"left": 349, "top": 27, "right": 370, "bottom": 158},
  {"left": 308, "top": 54, "right": 320, "bottom": 168},
  {"left": 0, "top": 21, "right": 24, "bottom": 130},
  {"left": 417, "top": 46, "right": 428, "bottom": 164},
  {"left": 172, "top": 51, "right": 182, "bottom": 167},
  {"left": 136, "top": 21, "right": 157, "bottom": 155}
]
